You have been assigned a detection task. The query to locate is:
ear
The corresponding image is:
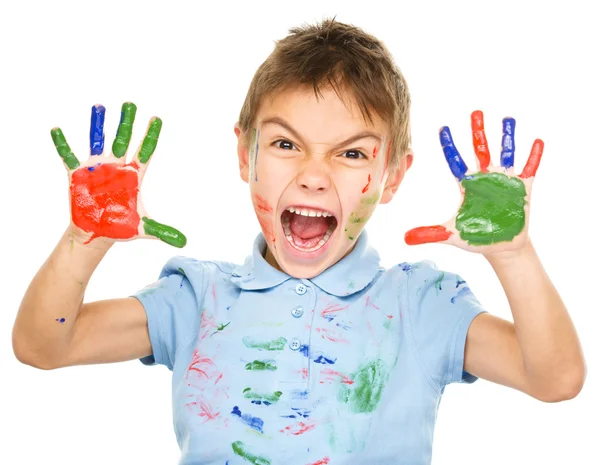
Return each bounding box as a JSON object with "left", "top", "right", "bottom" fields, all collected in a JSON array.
[
  {"left": 234, "top": 123, "right": 249, "bottom": 183},
  {"left": 380, "top": 152, "right": 413, "bottom": 204}
]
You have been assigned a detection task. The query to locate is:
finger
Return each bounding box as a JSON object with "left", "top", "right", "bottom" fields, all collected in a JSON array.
[
  {"left": 112, "top": 102, "right": 137, "bottom": 159},
  {"left": 500, "top": 117, "right": 516, "bottom": 169},
  {"left": 135, "top": 117, "right": 162, "bottom": 166},
  {"left": 50, "top": 128, "right": 80, "bottom": 170},
  {"left": 405, "top": 225, "right": 452, "bottom": 245},
  {"left": 440, "top": 126, "right": 468, "bottom": 181},
  {"left": 519, "top": 139, "right": 544, "bottom": 178},
  {"left": 470, "top": 110, "right": 491, "bottom": 172},
  {"left": 142, "top": 216, "right": 187, "bottom": 248},
  {"left": 89, "top": 104, "right": 106, "bottom": 156}
]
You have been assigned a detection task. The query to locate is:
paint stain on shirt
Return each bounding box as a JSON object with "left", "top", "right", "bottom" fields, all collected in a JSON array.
[{"left": 338, "top": 359, "right": 389, "bottom": 413}]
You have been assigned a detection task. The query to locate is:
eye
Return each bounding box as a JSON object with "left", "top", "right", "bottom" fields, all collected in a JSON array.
[
  {"left": 341, "top": 149, "right": 367, "bottom": 160},
  {"left": 274, "top": 139, "right": 297, "bottom": 150}
]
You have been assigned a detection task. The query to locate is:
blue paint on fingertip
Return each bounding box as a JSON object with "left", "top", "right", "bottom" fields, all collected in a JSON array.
[
  {"left": 439, "top": 126, "right": 468, "bottom": 180},
  {"left": 90, "top": 104, "right": 106, "bottom": 155},
  {"left": 501, "top": 117, "right": 516, "bottom": 169}
]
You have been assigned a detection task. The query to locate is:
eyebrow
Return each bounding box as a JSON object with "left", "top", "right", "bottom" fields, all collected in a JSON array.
[{"left": 260, "top": 116, "right": 384, "bottom": 150}]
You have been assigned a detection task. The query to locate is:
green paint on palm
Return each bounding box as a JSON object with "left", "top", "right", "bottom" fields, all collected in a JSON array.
[
  {"left": 51, "top": 128, "right": 80, "bottom": 169},
  {"left": 243, "top": 388, "right": 283, "bottom": 403},
  {"left": 242, "top": 336, "right": 287, "bottom": 351},
  {"left": 112, "top": 102, "right": 137, "bottom": 158},
  {"left": 137, "top": 117, "right": 162, "bottom": 164},
  {"left": 457, "top": 172, "right": 526, "bottom": 245},
  {"left": 245, "top": 360, "right": 277, "bottom": 371},
  {"left": 338, "top": 359, "right": 389, "bottom": 413},
  {"left": 142, "top": 216, "right": 187, "bottom": 248},
  {"left": 232, "top": 441, "right": 271, "bottom": 465}
]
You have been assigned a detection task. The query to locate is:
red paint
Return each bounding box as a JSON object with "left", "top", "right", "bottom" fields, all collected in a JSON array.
[
  {"left": 253, "top": 194, "right": 273, "bottom": 214},
  {"left": 372, "top": 146, "right": 378, "bottom": 158},
  {"left": 253, "top": 193, "right": 276, "bottom": 242},
  {"left": 296, "top": 368, "right": 309, "bottom": 379},
  {"left": 211, "top": 283, "right": 217, "bottom": 302},
  {"left": 519, "top": 139, "right": 544, "bottom": 178},
  {"left": 386, "top": 314, "right": 393, "bottom": 319},
  {"left": 319, "top": 368, "right": 354, "bottom": 385},
  {"left": 361, "top": 174, "right": 371, "bottom": 193},
  {"left": 314, "top": 327, "right": 350, "bottom": 344},
  {"left": 185, "top": 400, "right": 220, "bottom": 422},
  {"left": 471, "top": 110, "right": 490, "bottom": 172},
  {"left": 320, "top": 303, "right": 348, "bottom": 319},
  {"left": 365, "top": 295, "right": 379, "bottom": 310},
  {"left": 404, "top": 225, "right": 452, "bottom": 245},
  {"left": 71, "top": 163, "right": 140, "bottom": 243},
  {"left": 280, "top": 421, "right": 316, "bottom": 436},
  {"left": 307, "top": 458, "right": 330, "bottom": 465}
]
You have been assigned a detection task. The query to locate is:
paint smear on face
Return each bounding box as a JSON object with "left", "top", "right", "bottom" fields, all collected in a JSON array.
[
  {"left": 55, "top": 317, "right": 66, "bottom": 323},
  {"left": 231, "top": 440, "right": 271, "bottom": 465},
  {"left": 344, "top": 191, "right": 380, "bottom": 241},
  {"left": 243, "top": 388, "right": 282, "bottom": 405},
  {"left": 242, "top": 336, "right": 287, "bottom": 351},
  {"left": 245, "top": 360, "right": 277, "bottom": 371},
  {"left": 361, "top": 174, "right": 371, "bottom": 194},
  {"left": 252, "top": 193, "right": 276, "bottom": 243},
  {"left": 337, "top": 359, "right": 389, "bottom": 413},
  {"left": 71, "top": 163, "right": 140, "bottom": 243},
  {"left": 248, "top": 128, "right": 260, "bottom": 182},
  {"left": 456, "top": 172, "right": 526, "bottom": 245},
  {"left": 372, "top": 146, "right": 378, "bottom": 158}
]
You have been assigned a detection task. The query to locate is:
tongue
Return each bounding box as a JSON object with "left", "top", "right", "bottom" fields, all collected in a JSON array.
[{"left": 290, "top": 214, "right": 329, "bottom": 248}]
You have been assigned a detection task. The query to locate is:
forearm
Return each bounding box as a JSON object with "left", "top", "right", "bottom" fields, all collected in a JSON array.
[
  {"left": 13, "top": 227, "right": 113, "bottom": 368},
  {"left": 485, "top": 240, "right": 585, "bottom": 398}
]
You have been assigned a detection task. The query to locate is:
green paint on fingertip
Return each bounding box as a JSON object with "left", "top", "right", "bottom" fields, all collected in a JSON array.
[
  {"left": 338, "top": 359, "right": 389, "bottom": 413},
  {"left": 232, "top": 441, "right": 271, "bottom": 465},
  {"left": 242, "top": 336, "right": 287, "bottom": 351},
  {"left": 245, "top": 360, "right": 277, "bottom": 371},
  {"left": 51, "top": 128, "right": 80, "bottom": 169},
  {"left": 457, "top": 172, "right": 527, "bottom": 245},
  {"left": 137, "top": 117, "right": 162, "bottom": 164},
  {"left": 112, "top": 102, "right": 137, "bottom": 158},
  {"left": 142, "top": 216, "right": 186, "bottom": 248}
]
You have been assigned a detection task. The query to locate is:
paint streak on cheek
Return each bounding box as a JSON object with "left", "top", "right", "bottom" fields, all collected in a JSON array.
[
  {"left": 252, "top": 193, "right": 276, "bottom": 243},
  {"left": 361, "top": 174, "right": 371, "bottom": 194},
  {"left": 372, "top": 146, "right": 378, "bottom": 158},
  {"left": 344, "top": 191, "right": 379, "bottom": 241},
  {"left": 71, "top": 163, "right": 140, "bottom": 242}
]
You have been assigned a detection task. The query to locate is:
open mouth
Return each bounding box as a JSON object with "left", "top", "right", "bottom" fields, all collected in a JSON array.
[{"left": 281, "top": 207, "right": 338, "bottom": 253}]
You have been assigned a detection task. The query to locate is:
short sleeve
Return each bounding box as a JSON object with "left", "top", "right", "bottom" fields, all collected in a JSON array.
[
  {"left": 405, "top": 261, "right": 487, "bottom": 391},
  {"left": 132, "top": 257, "right": 205, "bottom": 371}
]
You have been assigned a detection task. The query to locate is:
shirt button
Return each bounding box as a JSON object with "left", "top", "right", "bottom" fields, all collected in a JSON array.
[
  {"left": 289, "top": 338, "right": 301, "bottom": 351},
  {"left": 295, "top": 283, "right": 307, "bottom": 295},
  {"left": 291, "top": 306, "right": 304, "bottom": 318}
]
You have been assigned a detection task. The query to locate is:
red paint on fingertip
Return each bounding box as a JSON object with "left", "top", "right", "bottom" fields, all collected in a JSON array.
[
  {"left": 519, "top": 139, "right": 544, "bottom": 178},
  {"left": 404, "top": 225, "right": 451, "bottom": 245}
]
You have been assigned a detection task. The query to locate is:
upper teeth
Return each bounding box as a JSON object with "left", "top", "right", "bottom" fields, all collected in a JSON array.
[{"left": 287, "top": 207, "right": 332, "bottom": 217}]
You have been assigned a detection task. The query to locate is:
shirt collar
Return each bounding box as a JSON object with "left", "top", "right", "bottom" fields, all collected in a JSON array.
[{"left": 231, "top": 231, "right": 381, "bottom": 297}]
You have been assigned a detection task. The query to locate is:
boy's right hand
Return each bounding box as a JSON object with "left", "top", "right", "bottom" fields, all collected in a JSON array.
[{"left": 51, "top": 102, "right": 187, "bottom": 248}]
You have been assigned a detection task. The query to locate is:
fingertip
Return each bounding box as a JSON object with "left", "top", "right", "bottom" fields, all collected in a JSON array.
[{"left": 471, "top": 110, "right": 484, "bottom": 129}]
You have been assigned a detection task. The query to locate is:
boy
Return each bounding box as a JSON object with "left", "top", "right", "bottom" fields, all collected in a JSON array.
[{"left": 13, "top": 18, "right": 585, "bottom": 465}]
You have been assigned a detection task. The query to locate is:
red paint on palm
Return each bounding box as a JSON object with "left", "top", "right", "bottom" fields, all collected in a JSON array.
[
  {"left": 404, "top": 225, "right": 451, "bottom": 245},
  {"left": 70, "top": 163, "right": 140, "bottom": 243}
]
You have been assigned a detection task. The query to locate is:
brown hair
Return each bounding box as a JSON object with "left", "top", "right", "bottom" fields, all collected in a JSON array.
[{"left": 238, "top": 17, "right": 411, "bottom": 170}]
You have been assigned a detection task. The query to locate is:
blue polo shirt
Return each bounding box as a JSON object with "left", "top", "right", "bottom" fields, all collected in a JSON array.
[{"left": 134, "top": 231, "right": 486, "bottom": 465}]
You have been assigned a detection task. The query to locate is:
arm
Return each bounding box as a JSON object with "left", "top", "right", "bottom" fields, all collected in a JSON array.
[
  {"left": 12, "top": 227, "right": 152, "bottom": 369},
  {"left": 463, "top": 242, "right": 585, "bottom": 402}
]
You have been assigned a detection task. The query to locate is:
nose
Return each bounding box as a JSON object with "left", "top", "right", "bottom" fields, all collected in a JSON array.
[{"left": 296, "top": 159, "right": 331, "bottom": 194}]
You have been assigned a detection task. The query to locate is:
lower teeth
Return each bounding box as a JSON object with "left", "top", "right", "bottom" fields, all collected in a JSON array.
[{"left": 282, "top": 220, "right": 336, "bottom": 252}]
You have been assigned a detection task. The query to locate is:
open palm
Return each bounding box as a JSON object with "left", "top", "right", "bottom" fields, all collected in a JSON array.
[
  {"left": 51, "top": 102, "right": 186, "bottom": 247},
  {"left": 405, "top": 110, "right": 543, "bottom": 254}
]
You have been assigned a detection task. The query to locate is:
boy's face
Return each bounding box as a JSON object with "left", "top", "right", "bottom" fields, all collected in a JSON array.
[{"left": 235, "top": 86, "right": 412, "bottom": 279}]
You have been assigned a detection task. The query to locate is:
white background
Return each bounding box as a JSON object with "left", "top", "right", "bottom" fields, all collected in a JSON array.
[{"left": 1, "top": 0, "right": 598, "bottom": 463}]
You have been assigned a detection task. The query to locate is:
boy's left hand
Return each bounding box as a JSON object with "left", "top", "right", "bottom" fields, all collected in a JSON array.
[{"left": 405, "top": 110, "right": 544, "bottom": 255}]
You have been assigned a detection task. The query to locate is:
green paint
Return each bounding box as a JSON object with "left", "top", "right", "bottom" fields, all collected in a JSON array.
[
  {"left": 142, "top": 216, "right": 187, "bottom": 248},
  {"left": 457, "top": 172, "right": 526, "bottom": 245},
  {"left": 232, "top": 441, "right": 271, "bottom": 465},
  {"left": 243, "top": 388, "right": 282, "bottom": 404},
  {"left": 242, "top": 336, "right": 287, "bottom": 351},
  {"left": 433, "top": 272, "right": 444, "bottom": 292},
  {"left": 383, "top": 319, "right": 392, "bottom": 330},
  {"left": 216, "top": 322, "right": 230, "bottom": 331},
  {"left": 245, "top": 360, "right": 277, "bottom": 371},
  {"left": 337, "top": 359, "right": 389, "bottom": 413},
  {"left": 344, "top": 191, "right": 380, "bottom": 241},
  {"left": 51, "top": 128, "right": 80, "bottom": 170},
  {"left": 177, "top": 267, "right": 186, "bottom": 277},
  {"left": 137, "top": 117, "right": 162, "bottom": 164},
  {"left": 248, "top": 128, "right": 257, "bottom": 182},
  {"left": 112, "top": 102, "right": 137, "bottom": 158}
]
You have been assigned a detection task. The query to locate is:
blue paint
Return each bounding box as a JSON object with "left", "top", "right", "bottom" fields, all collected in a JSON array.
[
  {"left": 283, "top": 407, "right": 311, "bottom": 418},
  {"left": 55, "top": 317, "right": 66, "bottom": 323},
  {"left": 336, "top": 322, "right": 352, "bottom": 330},
  {"left": 439, "top": 126, "right": 468, "bottom": 181},
  {"left": 231, "top": 406, "right": 264, "bottom": 433},
  {"left": 87, "top": 166, "right": 95, "bottom": 172},
  {"left": 313, "top": 355, "right": 336, "bottom": 365},
  {"left": 300, "top": 344, "right": 310, "bottom": 356},
  {"left": 501, "top": 117, "right": 516, "bottom": 169},
  {"left": 456, "top": 278, "right": 466, "bottom": 288},
  {"left": 399, "top": 262, "right": 412, "bottom": 272},
  {"left": 90, "top": 104, "right": 106, "bottom": 155},
  {"left": 290, "top": 389, "right": 309, "bottom": 400},
  {"left": 451, "top": 286, "right": 472, "bottom": 304},
  {"left": 251, "top": 400, "right": 271, "bottom": 406},
  {"left": 299, "top": 345, "right": 336, "bottom": 364}
]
